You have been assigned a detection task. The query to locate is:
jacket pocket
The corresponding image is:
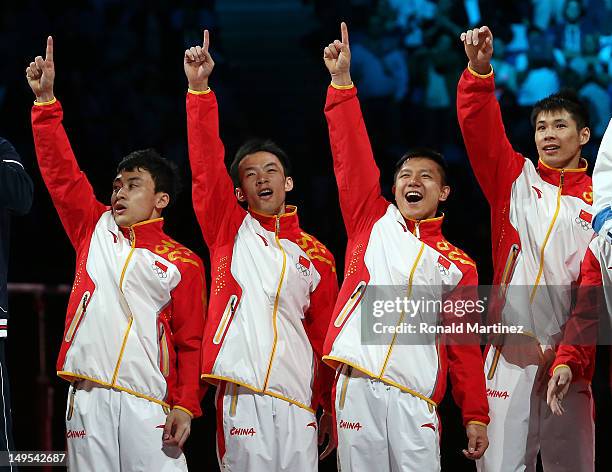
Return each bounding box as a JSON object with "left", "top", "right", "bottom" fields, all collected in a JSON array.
[
  {"left": 334, "top": 282, "right": 367, "bottom": 328},
  {"left": 159, "top": 322, "right": 170, "bottom": 377},
  {"left": 65, "top": 291, "right": 91, "bottom": 343},
  {"left": 213, "top": 295, "right": 238, "bottom": 345},
  {"left": 499, "top": 244, "right": 519, "bottom": 297}
]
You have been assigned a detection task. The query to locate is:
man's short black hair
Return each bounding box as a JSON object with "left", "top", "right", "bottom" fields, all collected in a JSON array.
[
  {"left": 230, "top": 139, "right": 292, "bottom": 187},
  {"left": 116, "top": 149, "right": 181, "bottom": 206},
  {"left": 393, "top": 147, "right": 448, "bottom": 185},
  {"left": 530, "top": 89, "right": 590, "bottom": 131}
]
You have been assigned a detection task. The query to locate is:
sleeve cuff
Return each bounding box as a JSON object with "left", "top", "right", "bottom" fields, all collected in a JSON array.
[
  {"left": 33, "top": 97, "right": 57, "bottom": 106},
  {"left": 173, "top": 405, "right": 194, "bottom": 417},
  {"left": 330, "top": 81, "right": 355, "bottom": 90},
  {"left": 552, "top": 364, "right": 571, "bottom": 375},
  {"left": 467, "top": 64, "right": 494, "bottom": 79},
  {"left": 188, "top": 87, "right": 212, "bottom": 95},
  {"left": 466, "top": 420, "right": 488, "bottom": 427}
]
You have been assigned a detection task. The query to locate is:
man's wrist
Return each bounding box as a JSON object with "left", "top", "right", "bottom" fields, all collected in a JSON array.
[
  {"left": 188, "top": 81, "right": 209, "bottom": 92},
  {"left": 35, "top": 93, "right": 55, "bottom": 103},
  {"left": 467, "top": 62, "right": 493, "bottom": 77},
  {"left": 331, "top": 73, "right": 352, "bottom": 87}
]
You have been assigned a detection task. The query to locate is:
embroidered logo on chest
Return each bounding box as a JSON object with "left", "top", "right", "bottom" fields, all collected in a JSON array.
[
  {"left": 574, "top": 209, "right": 592, "bottom": 231},
  {"left": 152, "top": 260, "right": 168, "bottom": 279},
  {"left": 296, "top": 255, "right": 311, "bottom": 277}
]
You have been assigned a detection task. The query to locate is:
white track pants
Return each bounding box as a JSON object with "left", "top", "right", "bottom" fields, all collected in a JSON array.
[
  {"left": 215, "top": 382, "right": 318, "bottom": 472},
  {"left": 334, "top": 366, "right": 441, "bottom": 472},
  {"left": 65, "top": 380, "right": 188, "bottom": 472},
  {"left": 477, "top": 344, "right": 594, "bottom": 472}
]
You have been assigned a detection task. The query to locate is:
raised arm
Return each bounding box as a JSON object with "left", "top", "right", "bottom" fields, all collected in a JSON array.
[
  {"left": 0, "top": 138, "right": 33, "bottom": 215},
  {"left": 27, "top": 36, "right": 106, "bottom": 249},
  {"left": 323, "top": 22, "right": 388, "bottom": 236},
  {"left": 457, "top": 26, "right": 524, "bottom": 205},
  {"left": 184, "top": 30, "right": 245, "bottom": 249}
]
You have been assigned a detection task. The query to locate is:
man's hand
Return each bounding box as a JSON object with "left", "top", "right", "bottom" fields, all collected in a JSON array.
[
  {"left": 163, "top": 408, "right": 192, "bottom": 449},
  {"left": 184, "top": 29, "right": 215, "bottom": 92},
  {"left": 318, "top": 411, "right": 337, "bottom": 460},
  {"left": 323, "top": 22, "right": 352, "bottom": 87},
  {"left": 26, "top": 36, "right": 55, "bottom": 102},
  {"left": 547, "top": 365, "right": 573, "bottom": 416},
  {"left": 460, "top": 26, "right": 493, "bottom": 76},
  {"left": 463, "top": 423, "right": 488, "bottom": 460}
]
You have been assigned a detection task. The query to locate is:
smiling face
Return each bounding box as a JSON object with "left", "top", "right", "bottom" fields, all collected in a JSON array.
[
  {"left": 393, "top": 157, "right": 450, "bottom": 221},
  {"left": 235, "top": 151, "right": 293, "bottom": 215},
  {"left": 534, "top": 109, "right": 590, "bottom": 169},
  {"left": 111, "top": 168, "right": 169, "bottom": 227}
]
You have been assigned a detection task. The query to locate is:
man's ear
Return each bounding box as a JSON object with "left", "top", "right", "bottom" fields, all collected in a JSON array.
[
  {"left": 285, "top": 176, "right": 294, "bottom": 192},
  {"left": 156, "top": 192, "right": 170, "bottom": 210},
  {"left": 579, "top": 126, "right": 591, "bottom": 146},
  {"left": 438, "top": 185, "right": 451, "bottom": 203},
  {"left": 235, "top": 186, "right": 247, "bottom": 202}
]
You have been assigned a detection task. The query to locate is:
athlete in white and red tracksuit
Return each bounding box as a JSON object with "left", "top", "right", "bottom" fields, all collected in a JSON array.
[
  {"left": 548, "top": 118, "right": 612, "bottom": 413},
  {"left": 459, "top": 26, "right": 596, "bottom": 471},
  {"left": 184, "top": 31, "right": 338, "bottom": 471},
  {"left": 28, "top": 37, "right": 206, "bottom": 471},
  {"left": 321, "top": 23, "right": 489, "bottom": 472}
]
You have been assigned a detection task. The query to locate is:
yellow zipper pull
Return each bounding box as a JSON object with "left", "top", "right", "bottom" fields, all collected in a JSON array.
[
  {"left": 275, "top": 215, "right": 280, "bottom": 236},
  {"left": 560, "top": 169, "right": 565, "bottom": 189}
]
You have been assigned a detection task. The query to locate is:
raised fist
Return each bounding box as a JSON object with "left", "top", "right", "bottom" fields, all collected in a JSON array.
[
  {"left": 26, "top": 36, "right": 55, "bottom": 102},
  {"left": 184, "top": 29, "right": 215, "bottom": 91}
]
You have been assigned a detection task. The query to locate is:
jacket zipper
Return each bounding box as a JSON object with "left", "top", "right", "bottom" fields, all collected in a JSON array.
[
  {"left": 262, "top": 216, "right": 287, "bottom": 390},
  {"left": 530, "top": 170, "right": 564, "bottom": 303},
  {"left": 112, "top": 227, "right": 136, "bottom": 386},
  {"left": 378, "top": 242, "right": 425, "bottom": 378}
]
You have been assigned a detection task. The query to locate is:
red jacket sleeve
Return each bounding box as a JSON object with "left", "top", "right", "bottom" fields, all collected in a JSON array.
[
  {"left": 445, "top": 265, "right": 490, "bottom": 426},
  {"left": 303, "top": 247, "right": 339, "bottom": 412},
  {"left": 31, "top": 100, "right": 107, "bottom": 249},
  {"left": 324, "top": 86, "right": 388, "bottom": 237},
  {"left": 169, "top": 261, "right": 208, "bottom": 417},
  {"left": 551, "top": 246, "right": 601, "bottom": 380},
  {"left": 186, "top": 90, "right": 245, "bottom": 248},
  {"left": 456, "top": 68, "right": 525, "bottom": 206}
]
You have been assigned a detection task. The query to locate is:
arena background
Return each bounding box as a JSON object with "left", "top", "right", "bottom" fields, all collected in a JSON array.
[{"left": 2, "top": 0, "right": 612, "bottom": 470}]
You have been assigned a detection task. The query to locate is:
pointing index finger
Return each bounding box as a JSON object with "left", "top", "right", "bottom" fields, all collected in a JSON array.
[
  {"left": 203, "top": 29, "right": 209, "bottom": 53},
  {"left": 341, "top": 21, "right": 349, "bottom": 46},
  {"left": 45, "top": 36, "right": 54, "bottom": 62}
]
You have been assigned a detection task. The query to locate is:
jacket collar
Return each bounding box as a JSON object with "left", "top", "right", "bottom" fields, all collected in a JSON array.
[
  {"left": 118, "top": 217, "right": 165, "bottom": 244},
  {"left": 249, "top": 205, "right": 300, "bottom": 234},
  {"left": 401, "top": 213, "right": 444, "bottom": 240},
  {"left": 537, "top": 157, "right": 589, "bottom": 188}
]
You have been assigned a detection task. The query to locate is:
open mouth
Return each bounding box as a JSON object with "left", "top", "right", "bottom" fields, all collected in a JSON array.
[
  {"left": 113, "top": 203, "right": 127, "bottom": 215},
  {"left": 405, "top": 191, "right": 423, "bottom": 203},
  {"left": 257, "top": 189, "right": 273, "bottom": 199},
  {"left": 542, "top": 144, "right": 560, "bottom": 153}
]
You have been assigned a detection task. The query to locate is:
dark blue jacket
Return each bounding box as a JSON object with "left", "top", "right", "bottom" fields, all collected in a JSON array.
[{"left": 0, "top": 138, "right": 33, "bottom": 330}]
